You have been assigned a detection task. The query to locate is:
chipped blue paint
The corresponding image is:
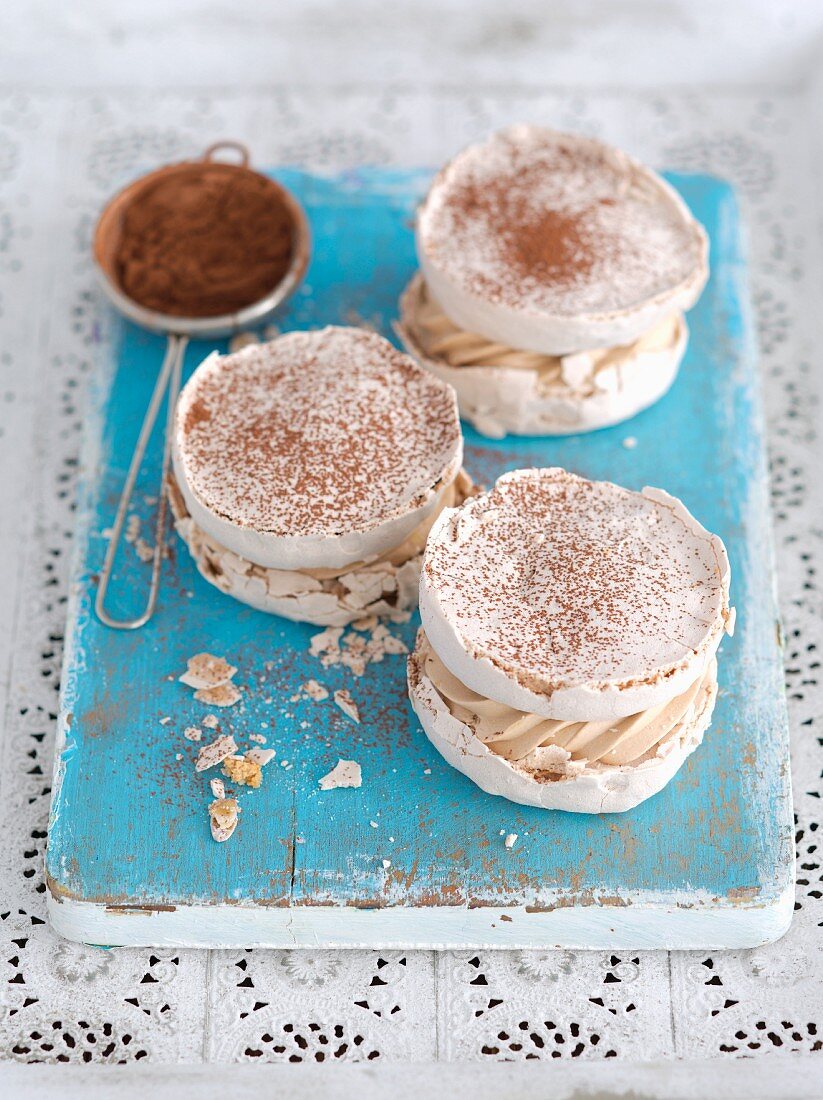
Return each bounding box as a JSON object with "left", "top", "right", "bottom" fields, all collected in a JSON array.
[{"left": 46, "top": 171, "right": 793, "bottom": 946}]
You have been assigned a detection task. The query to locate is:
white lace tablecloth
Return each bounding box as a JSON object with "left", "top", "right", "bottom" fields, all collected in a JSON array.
[{"left": 0, "top": 84, "right": 820, "bottom": 1066}]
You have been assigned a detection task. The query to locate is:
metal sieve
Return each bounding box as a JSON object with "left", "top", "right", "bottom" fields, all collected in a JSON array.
[{"left": 91, "top": 141, "right": 311, "bottom": 629}]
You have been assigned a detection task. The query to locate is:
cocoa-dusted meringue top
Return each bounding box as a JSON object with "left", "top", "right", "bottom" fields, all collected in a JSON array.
[
  {"left": 418, "top": 126, "right": 707, "bottom": 320},
  {"left": 175, "top": 327, "right": 462, "bottom": 539},
  {"left": 421, "top": 468, "right": 732, "bottom": 708}
]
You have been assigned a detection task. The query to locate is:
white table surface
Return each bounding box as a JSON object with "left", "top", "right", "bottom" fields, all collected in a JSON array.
[{"left": 0, "top": 0, "right": 821, "bottom": 1090}]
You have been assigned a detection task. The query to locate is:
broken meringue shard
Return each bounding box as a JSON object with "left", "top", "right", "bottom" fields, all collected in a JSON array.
[{"left": 318, "top": 759, "right": 362, "bottom": 791}]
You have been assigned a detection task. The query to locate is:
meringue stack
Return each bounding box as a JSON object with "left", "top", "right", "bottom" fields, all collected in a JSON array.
[
  {"left": 170, "top": 326, "right": 470, "bottom": 626},
  {"left": 398, "top": 126, "right": 708, "bottom": 438},
  {"left": 408, "top": 468, "right": 734, "bottom": 813}
]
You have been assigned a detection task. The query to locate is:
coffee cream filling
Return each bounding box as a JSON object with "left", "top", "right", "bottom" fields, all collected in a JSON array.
[
  {"left": 407, "top": 276, "right": 683, "bottom": 396},
  {"left": 168, "top": 470, "right": 472, "bottom": 614},
  {"left": 422, "top": 635, "right": 717, "bottom": 773}
]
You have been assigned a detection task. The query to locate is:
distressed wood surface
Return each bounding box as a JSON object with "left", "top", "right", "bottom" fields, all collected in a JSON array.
[{"left": 45, "top": 170, "right": 793, "bottom": 948}]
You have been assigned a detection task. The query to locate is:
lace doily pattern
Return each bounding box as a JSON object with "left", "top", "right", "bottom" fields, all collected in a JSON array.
[
  {"left": 206, "top": 950, "right": 435, "bottom": 1062},
  {"left": 0, "top": 87, "right": 819, "bottom": 1064}
]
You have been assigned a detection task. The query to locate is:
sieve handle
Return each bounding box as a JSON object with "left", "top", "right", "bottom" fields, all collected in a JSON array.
[
  {"left": 202, "top": 141, "right": 250, "bottom": 167},
  {"left": 95, "top": 334, "right": 188, "bottom": 630}
]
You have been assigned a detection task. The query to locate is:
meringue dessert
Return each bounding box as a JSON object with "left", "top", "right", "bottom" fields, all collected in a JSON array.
[
  {"left": 170, "top": 326, "right": 470, "bottom": 625},
  {"left": 397, "top": 126, "right": 708, "bottom": 438},
  {"left": 408, "top": 468, "right": 734, "bottom": 813}
]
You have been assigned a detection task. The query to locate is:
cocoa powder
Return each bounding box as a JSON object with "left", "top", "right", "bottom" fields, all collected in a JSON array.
[
  {"left": 111, "top": 162, "right": 295, "bottom": 318},
  {"left": 450, "top": 172, "right": 595, "bottom": 290},
  {"left": 503, "top": 206, "right": 594, "bottom": 284}
]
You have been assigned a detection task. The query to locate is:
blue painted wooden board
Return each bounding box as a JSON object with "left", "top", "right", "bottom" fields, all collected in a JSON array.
[{"left": 46, "top": 169, "right": 793, "bottom": 949}]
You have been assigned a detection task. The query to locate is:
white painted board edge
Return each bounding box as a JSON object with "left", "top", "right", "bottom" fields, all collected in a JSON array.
[{"left": 48, "top": 884, "right": 794, "bottom": 951}]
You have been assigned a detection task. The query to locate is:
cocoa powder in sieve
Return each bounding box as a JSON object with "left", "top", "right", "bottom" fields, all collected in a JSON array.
[{"left": 111, "top": 163, "right": 295, "bottom": 318}]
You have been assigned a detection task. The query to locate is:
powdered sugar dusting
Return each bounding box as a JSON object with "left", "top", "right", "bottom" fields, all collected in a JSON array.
[
  {"left": 423, "top": 468, "right": 729, "bottom": 689},
  {"left": 419, "top": 126, "right": 705, "bottom": 318},
  {"left": 175, "top": 326, "right": 461, "bottom": 536}
]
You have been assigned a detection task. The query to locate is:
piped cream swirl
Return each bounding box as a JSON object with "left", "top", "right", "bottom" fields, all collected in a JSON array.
[
  {"left": 423, "top": 641, "right": 717, "bottom": 770},
  {"left": 408, "top": 276, "right": 683, "bottom": 395}
]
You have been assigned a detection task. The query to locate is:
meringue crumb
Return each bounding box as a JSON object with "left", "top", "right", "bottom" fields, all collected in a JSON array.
[
  {"left": 423, "top": 768, "right": 431, "bottom": 775},
  {"left": 222, "top": 754, "right": 262, "bottom": 789},
  {"left": 124, "top": 514, "right": 140, "bottom": 543},
  {"left": 209, "top": 777, "right": 225, "bottom": 799},
  {"left": 369, "top": 820, "right": 378, "bottom": 829},
  {"left": 374, "top": 626, "right": 409, "bottom": 656},
  {"left": 382, "top": 859, "right": 392, "bottom": 869},
  {"left": 249, "top": 732, "right": 266, "bottom": 744},
  {"left": 229, "top": 331, "right": 261, "bottom": 353},
  {"left": 194, "top": 682, "right": 241, "bottom": 708},
  {"left": 180, "top": 653, "right": 238, "bottom": 691},
  {"left": 245, "top": 747, "right": 276, "bottom": 768},
  {"left": 202, "top": 714, "right": 219, "bottom": 729},
  {"left": 622, "top": 436, "right": 638, "bottom": 450},
  {"left": 195, "top": 734, "right": 238, "bottom": 772},
  {"left": 303, "top": 679, "right": 329, "bottom": 701},
  {"left": 310, "top": 621, "right": 408, "bottom": 678},
  {"left": 309, "top": 626, "right": 344, "bottom": 663},
  {"left": 134, "top": 536, "right": 155, "bottom": 563},
  {"left": 159, "top": 716, "right": 171, "bottom": 726},
  {"left": 209, "top": 797, "right": 239, "bottom": 842},
  {"left": 504, "top": 833, "right": 518, "bottom": 850},
  {"left": 334, "top": 689, "right": 360, "bottom": 724},
  {"left": 184, "top": 726, "right": 202, "bottom": 741},
  {"left": 175, "top": 753, "right": 182, "bottom": 761},
  {"left": 318, "top": 759, "right": 362, "bottom": 791},
  {"left": 726, "top": 606, "right": 737, "bottom": 637}
]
